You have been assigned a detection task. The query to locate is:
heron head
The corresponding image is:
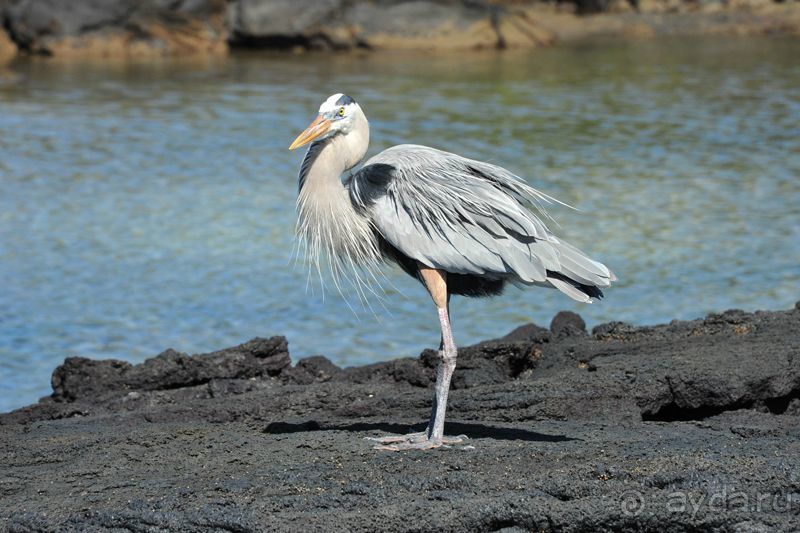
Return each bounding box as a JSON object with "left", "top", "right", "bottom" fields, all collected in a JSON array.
[{"left": 289, "top": 93, "right": 361, "bottom": 150}]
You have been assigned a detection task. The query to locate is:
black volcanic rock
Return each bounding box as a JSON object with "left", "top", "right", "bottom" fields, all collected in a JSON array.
[
  {"left": 51, "top": 336, "right": 290, "bottom": 402},
  {"left": 550, "top": 310, "right": 588, "bottom": 338},
  {"left": 1, "top": 304, "right": 799, "bottom": 531}
]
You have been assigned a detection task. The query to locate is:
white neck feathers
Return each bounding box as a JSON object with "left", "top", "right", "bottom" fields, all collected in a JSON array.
[{"left": 295, "top": 108, "right": 382, "bottom": 288}]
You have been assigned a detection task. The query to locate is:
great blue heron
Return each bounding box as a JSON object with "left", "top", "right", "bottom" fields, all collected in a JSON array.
[{"left": 289, "top": 93, "right": 615, "bottom": 451}]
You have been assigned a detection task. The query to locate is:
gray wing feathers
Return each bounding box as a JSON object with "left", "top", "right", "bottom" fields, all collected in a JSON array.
[{"left": 353, "top": 145, "right": 614, "bottom": 300}]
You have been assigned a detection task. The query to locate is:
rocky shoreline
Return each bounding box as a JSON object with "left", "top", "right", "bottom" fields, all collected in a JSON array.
[
  {"left": 0, "top": 0, "right": 798, "bottom": 63},
  {"left": 1, "top": 303, "right": 799, "bottom": 531}
]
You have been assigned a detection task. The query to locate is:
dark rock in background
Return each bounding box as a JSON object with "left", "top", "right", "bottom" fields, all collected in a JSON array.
[
  {"left": 50, "top": 336, "right": 290, "bottom": 402},
  {"left": 550, "top": 310, "right": 587, "bottom": 338},
  {"left": 0, "top": 0, "right": 17, "bottom": 63},
  {"left": 2, "top": 0, "right": 796, "bottom": 58},
  {"left": 281, "top": 354, "right": 345, "bottom": 385},
  {"left": 2, "top": 0, "right": 228, "bottom": 57},
  {"left": 227, "top": 0, "right": 348, "bottom": 49},
  {"left": 1, "top": 304, "right": 799, "bottom": 530},
  {"left": 490, "top": 322, "right": 552, "bottom": 343},
  {"left": 226, "top": 0, "right": 532, "bottom": 51}
]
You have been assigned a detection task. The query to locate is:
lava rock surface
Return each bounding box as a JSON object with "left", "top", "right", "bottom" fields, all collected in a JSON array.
[{"left": 2, "top": 304, "right": 799, "bottom": 531}]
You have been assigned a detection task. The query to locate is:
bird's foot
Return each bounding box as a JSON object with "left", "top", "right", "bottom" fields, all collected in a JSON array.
[
  {"left": 365, "top": 431, "right": 428, "bottom": 445},
  {"left": 368, "top": 433, "right": 469, "bottom": 451}
]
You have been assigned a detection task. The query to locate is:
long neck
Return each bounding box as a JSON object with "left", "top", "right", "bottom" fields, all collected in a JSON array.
[
  {"left": 296, "top": 110, "right": 381, "bottom": 279},
  {"left": 298, "top": 110, "right": 369, "bottom": 193}
]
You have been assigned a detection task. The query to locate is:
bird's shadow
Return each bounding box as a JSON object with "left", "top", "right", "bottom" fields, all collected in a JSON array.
[{"left": 264, "top": 420, "right": 577, "bottom": 443}]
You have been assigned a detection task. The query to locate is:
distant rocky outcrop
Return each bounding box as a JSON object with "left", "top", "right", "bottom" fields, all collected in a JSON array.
[
  {"left": 0, "top": 0, "right": 16, "bottom": 63},
  {"left": 224, "top": 0, "right": 800, "bottom": 51},
  {"left": 0, "top": 0, "right": 228, "bottom": 58},
  {"left": 226, "top": 0, "right": 556, "bottom": 51},
  {"left": 0, "top": 28, "right": 15, "bottom": 64},
  {"left": 0, "top": 0, "right": 798, "bottom": 59}
]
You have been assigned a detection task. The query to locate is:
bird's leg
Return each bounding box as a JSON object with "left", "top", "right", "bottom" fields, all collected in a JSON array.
[
  {"left": 371, "top": 267, "right": 467, "bottom": 451},
  {"left": 426, "top": 305, "right": 461, "bottom": 444},
  {"left": 370, "top": 325, "right": 445, "bottom": 446},
  {"left": 421, "top": 332, "right": 445, "bottom": 436},
  {"left": 366, "top": 331, "right": 445, "bottom": 446}
]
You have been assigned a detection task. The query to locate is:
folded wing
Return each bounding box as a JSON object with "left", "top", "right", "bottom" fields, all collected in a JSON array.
[{"left": 349, "top": 144, "right": 615, "bottom": 302}]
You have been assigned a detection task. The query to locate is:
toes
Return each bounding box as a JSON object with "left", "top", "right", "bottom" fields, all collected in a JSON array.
[
  {"left": 441, "top": 434, "right": 469, "bottom": 445},
  {"left": 374, "top": 440, "right": 440, "bottom": 452},
  {"left": 365, "top": 432, "right": 427, "bottom": 445},
  {"left": 365, "top": 435, "right": 407, "bottom": 444},
  {"left": 368, "top": 433, "right": 470, "bottom": 451}
]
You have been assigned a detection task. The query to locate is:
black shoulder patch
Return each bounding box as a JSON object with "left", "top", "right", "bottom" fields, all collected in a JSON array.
[
  {"left": 360, "top": 163, "right": 394, "bottom": 188},
  {"left": 349, "top": 163, "right": 395, "bottom": 213},
  {"left": 336, "top": 94, "right": 356, "bottom": 106}
]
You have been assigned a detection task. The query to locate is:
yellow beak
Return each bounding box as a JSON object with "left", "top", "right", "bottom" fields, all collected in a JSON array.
[{"left": 289, "top": 115, "right": 332, "bottom": 150}]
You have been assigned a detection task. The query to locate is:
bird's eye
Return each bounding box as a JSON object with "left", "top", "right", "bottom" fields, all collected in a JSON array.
[{"left": 338, "top": 107, "right": 345, "bottom": 117}]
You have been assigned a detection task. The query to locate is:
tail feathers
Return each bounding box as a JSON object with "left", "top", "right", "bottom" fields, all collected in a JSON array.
[
  {"left": 554, "top": 240, "right": 614, "bottom": 287},
  {"left": 546, "top": 271, "right": 605, "bottom": 303},
  {"left": 542, "top": 239, "right": 615, "bottom": 302}
]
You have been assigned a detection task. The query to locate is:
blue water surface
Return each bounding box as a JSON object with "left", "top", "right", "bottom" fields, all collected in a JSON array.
[{"left": 1, "top": 36, "right": 798, "bottom": 412}]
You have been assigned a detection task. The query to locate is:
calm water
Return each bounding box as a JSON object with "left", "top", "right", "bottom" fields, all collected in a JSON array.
[{"left": 1, "top": 36, "right": 798, "bottom": 412}]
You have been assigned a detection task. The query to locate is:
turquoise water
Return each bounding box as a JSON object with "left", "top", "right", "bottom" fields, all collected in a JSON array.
[{"left": 1, "top": 36, "right": 798, "bottom": 412}]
